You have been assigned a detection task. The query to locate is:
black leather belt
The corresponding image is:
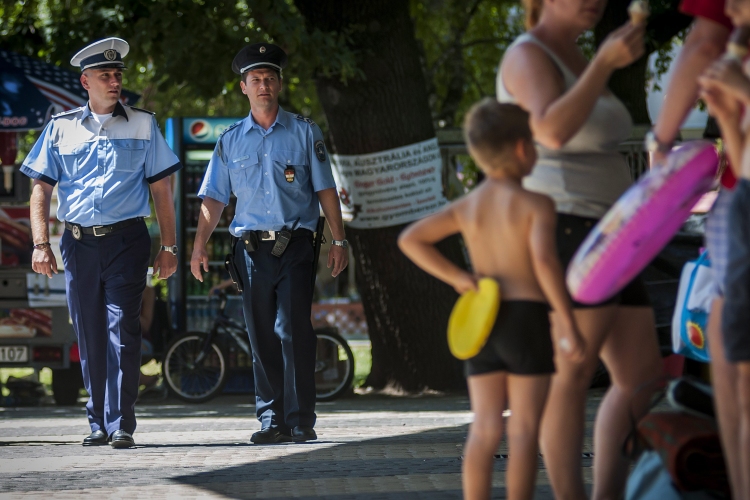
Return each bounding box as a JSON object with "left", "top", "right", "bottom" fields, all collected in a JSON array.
[
  {"left": 65, "top": 217, "right": 144, "bottom": 239},
  {"left": 254, "top": 228, "right": 313, "bottom": 241}
]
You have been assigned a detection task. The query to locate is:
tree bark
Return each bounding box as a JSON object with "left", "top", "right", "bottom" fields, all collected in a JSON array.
[{"left": 295, "top": 0, "right": 466, "bottom": 391}]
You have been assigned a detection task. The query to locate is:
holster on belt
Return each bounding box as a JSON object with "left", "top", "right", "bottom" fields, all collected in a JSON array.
[{"left": 224, "top": 237, "right": 243, "bottom": 293}]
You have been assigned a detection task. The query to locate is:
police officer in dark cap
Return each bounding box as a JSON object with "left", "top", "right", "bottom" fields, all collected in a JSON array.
[
  {"left": 191, "top": 43, "right": 348, "bottom": 443},
  {"left": 22, "top": 37, "right": 181, "bottom": 449}
]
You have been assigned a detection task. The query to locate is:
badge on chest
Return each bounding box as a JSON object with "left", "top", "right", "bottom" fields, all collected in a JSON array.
[{"left": 284, "top": 166, "right": 295, "bottom": 183}]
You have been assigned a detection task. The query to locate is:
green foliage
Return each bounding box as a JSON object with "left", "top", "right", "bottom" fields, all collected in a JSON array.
[
  {"left": 0, "top": 0, "right": 360, "bottom": 131},
  {"left": 454, "top": 153, "right": 481, "bottom": 192},
  {"left": 1, "top": 0, "right": 692, "bottom": 145},
  {"left": 412, "top": 0, "right": 524, "bottom": 128}
]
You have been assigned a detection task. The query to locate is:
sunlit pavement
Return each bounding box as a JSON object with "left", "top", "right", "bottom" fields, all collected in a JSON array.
[{"left": 0, "top": 390, "right": 601, "bottom": 499}]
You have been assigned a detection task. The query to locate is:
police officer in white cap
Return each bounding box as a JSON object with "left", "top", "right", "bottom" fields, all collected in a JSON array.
[
  {"left": 22, "top": 37, "right": 182, "bottom": 449},
  {"left": 192, "top": 43, "right": 348, "bottom": 444}
]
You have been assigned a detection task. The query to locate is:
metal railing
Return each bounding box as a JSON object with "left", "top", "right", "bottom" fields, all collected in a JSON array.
[{"left": 618, "top": 138, "right": 649, "bottom": 181}]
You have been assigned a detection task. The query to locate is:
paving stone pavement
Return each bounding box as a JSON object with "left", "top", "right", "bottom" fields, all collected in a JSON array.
[{"left": 0, "top": 390, "right": 603, "bottom": 499}]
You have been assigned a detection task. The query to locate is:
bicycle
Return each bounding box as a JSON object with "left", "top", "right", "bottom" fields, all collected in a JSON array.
[{"left": 162, "top": 292, "right": 355, "bottom": 403}]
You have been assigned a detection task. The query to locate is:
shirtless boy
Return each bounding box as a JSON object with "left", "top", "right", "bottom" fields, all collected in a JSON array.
[{"left": 398, "top": 99, "right": 584, "bottom": 500}]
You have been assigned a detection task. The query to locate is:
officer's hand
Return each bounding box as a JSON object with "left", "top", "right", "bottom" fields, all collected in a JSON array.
[
  {"left": 327, "top": 245, "right": 349, "bottom": 278},
  {"left": 153, "top": 251, "right": 177, "bottom": 280},
  {"left": 31, "top": 247, "right": 58, "bottom": 278},
  {"left": 191, "top": 245, "right": 209, "bottom": 282}
]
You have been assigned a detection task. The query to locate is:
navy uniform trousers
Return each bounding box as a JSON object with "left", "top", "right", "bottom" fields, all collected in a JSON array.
[
  {"left": 235, "top": 233, "right": 317, "bottom": 432},
  {"left": 60, "top": 221, "right": 150, "bottom": 435}
]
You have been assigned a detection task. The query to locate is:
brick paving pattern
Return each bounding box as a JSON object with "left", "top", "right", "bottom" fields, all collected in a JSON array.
[{"left": 0, "top": 391, "right": 603, "bottom": 499}]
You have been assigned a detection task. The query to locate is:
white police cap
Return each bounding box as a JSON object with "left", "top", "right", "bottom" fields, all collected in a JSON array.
[{"left": 70, "top": 37, "right": 129, "bottom": 71}]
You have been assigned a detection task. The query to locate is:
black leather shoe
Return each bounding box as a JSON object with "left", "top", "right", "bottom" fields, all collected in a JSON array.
[
  {"left": 82, "top": 430, "right": 108, "bottom": 446},
  {"left": 251, "top": 427, "right": 292, "bottom": 444},
  {"left": 109, "top": 430, "right": 135, "bottom": 449},
  {"left": 292, "top": 426, "right": 317, "bottom": 442}
]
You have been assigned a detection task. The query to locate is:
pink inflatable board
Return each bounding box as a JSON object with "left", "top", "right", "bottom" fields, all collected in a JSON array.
[{"left": 567, "top": 141, "right": 719, "bottom": 304}]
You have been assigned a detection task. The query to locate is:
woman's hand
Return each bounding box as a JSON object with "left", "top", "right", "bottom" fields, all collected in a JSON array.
[
  {"left": 699, "top": 59, "right": 750, "bottom": 106},
  {"left": 594, "top": 22, "right": 646, "bottom": 71},
  {"left": 701, "top": 85, "right": 742, "bottom": 124}
]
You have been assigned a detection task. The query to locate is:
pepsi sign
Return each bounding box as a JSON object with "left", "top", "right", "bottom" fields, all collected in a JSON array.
[{"left": 182, "top": 117, "right": 243, "bottom": 145}]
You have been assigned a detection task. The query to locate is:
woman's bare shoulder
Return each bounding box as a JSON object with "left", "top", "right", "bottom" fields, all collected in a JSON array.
[
  {"left": 501, "top": 41, "right": 566, "bottom": 110},
  {"left": 503, "top": 41, "right": 563, "bottom": 85}
]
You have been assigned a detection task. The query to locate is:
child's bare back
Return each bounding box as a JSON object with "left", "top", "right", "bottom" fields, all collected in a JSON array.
[
  {"left": 398, "top": 98, "right": 584, "bottom": 500},
  {"left": 452, "top": 178, "right": 553, "bottom": 302}
]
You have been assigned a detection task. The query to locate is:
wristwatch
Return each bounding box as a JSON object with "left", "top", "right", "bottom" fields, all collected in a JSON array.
[
  {"left": 643, "top": 130, "right": 673, "bottom": 154},
  {"left": 331, "top": 239, "right": 349, "bottom": 249},
  {"left": 160, "top": 245, "right": 178, "bottom": 255}
]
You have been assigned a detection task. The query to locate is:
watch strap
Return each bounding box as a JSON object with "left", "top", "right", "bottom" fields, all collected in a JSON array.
[{"left": 644, "top": 130, "right": 673, "bottom": 154}]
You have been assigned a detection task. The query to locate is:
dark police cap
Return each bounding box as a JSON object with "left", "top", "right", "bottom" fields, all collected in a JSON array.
[{"left": 232, "top": 43, "right": 288, "bottom": 75}]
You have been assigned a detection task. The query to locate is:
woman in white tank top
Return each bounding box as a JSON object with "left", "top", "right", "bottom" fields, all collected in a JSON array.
[{"left": 497, "top": 1, "right": 663, "bottom": 499}]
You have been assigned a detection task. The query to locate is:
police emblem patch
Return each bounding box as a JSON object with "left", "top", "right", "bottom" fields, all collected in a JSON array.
[
  {"left": 284, "top": 167, "right": 295, "bottom": 183},
  {"left": 103, "top": 49, "right": 117, "bottom": 61},
  {"left": 72, "top": 225, "right": 82, "bottom": 240},
  {"left": 259, "top": 46, "right": 266, "bottom": 54},
  {"left": 315, "top": 140, "right": 326, "bottom": 162}
]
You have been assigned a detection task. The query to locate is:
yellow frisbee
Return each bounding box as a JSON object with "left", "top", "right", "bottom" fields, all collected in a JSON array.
[{"left": 447, "top": 278, "right": 501, "bottom": 360}]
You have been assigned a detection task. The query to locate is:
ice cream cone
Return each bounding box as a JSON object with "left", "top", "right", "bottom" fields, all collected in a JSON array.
[
  {"left": 725, "top": 27, "right": 750, "bottom": 61},
  {"left": 628, "top": 0, "right": 650, "bottom": 25}
]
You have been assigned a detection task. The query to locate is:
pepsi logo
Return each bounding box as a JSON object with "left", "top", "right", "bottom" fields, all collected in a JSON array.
[{"left": 189, "top": 120, "right": 211, "bottom": 141}]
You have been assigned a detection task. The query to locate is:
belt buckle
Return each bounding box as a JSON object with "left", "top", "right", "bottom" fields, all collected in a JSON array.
[
  {"left": 261, "top": 230, "right": 276, "bottom": 241},
  {"left": 92, "top": 226, "right": 107, "bottom": 237}
]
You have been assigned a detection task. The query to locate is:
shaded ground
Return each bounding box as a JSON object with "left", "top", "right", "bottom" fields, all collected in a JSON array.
[{"left": 0, "top": 391, "right": 602, "bottom": 499}]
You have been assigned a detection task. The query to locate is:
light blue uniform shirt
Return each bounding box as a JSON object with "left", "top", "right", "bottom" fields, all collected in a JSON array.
[
  {"left": 21, "top": 102, "right": 182, "bottom": 226},
  {"left": 198, "top": 107, "right": 336, "bottom": 235}
]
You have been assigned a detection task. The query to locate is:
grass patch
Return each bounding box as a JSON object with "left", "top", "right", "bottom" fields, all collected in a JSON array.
[
  {"left": 0, "top": 343, "right": 372, "bottom": 398},
  {"left": 350, "top": 341, "right": 372, "bottom": 388},
  {"left": 0, "top": 368, "right": 52, "bottom": 397}
]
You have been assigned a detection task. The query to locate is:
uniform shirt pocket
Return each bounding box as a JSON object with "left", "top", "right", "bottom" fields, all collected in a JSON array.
[
  {"left": 271, "top": 150, "right": 308, "bottom": 191},
  {"left": 227, "top": 152, "right": 261, "bottom": 194},
  {"left": 110, "top": 139, "right": 146, "bottom": 172},
  {"left": 57, "top": 142, "right": 93, "bottom": 179}
]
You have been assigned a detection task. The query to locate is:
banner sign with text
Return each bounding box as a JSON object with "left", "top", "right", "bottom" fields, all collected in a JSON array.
[{"left": 331, "top": 138, "right": 448, "bottom": 229}]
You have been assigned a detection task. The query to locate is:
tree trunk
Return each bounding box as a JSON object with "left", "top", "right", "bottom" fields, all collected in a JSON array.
[{"left": 295, "top": 0, "right": 466, "bottom": 391}]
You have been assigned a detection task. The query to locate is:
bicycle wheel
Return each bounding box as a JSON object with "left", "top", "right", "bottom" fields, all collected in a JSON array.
[
  {"left": 163, "top": 332, "right": 228, "bottom": 403},
  {"left": 314, "top": 328, "right": 355, "bottom": 401}
]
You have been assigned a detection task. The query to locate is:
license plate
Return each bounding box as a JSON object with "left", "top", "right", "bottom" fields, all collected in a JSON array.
[{"left": 0, "top": 346, "right": 29, "bottom": 363}]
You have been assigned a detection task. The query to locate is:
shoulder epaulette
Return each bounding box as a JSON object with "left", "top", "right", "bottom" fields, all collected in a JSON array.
[
  {"left": 218, "top": 120, "right": 242, "bottom": 139},
  {"left": 127, "top": 105, "right": 155, "bottom": 115},
  {"left": 51, "top": 108, "right": 82, "bottom": 119},
  {"left": 295, "top": 114, "right": 316, "bottom": 126},
  {"left": 216, "top": 120, "right": 243, "bottom": 157}
]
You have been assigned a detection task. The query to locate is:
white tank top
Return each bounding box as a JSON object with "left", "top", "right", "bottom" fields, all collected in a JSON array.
[{"left": 497, "top": 33, "right": 634, "bottom": 218}]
